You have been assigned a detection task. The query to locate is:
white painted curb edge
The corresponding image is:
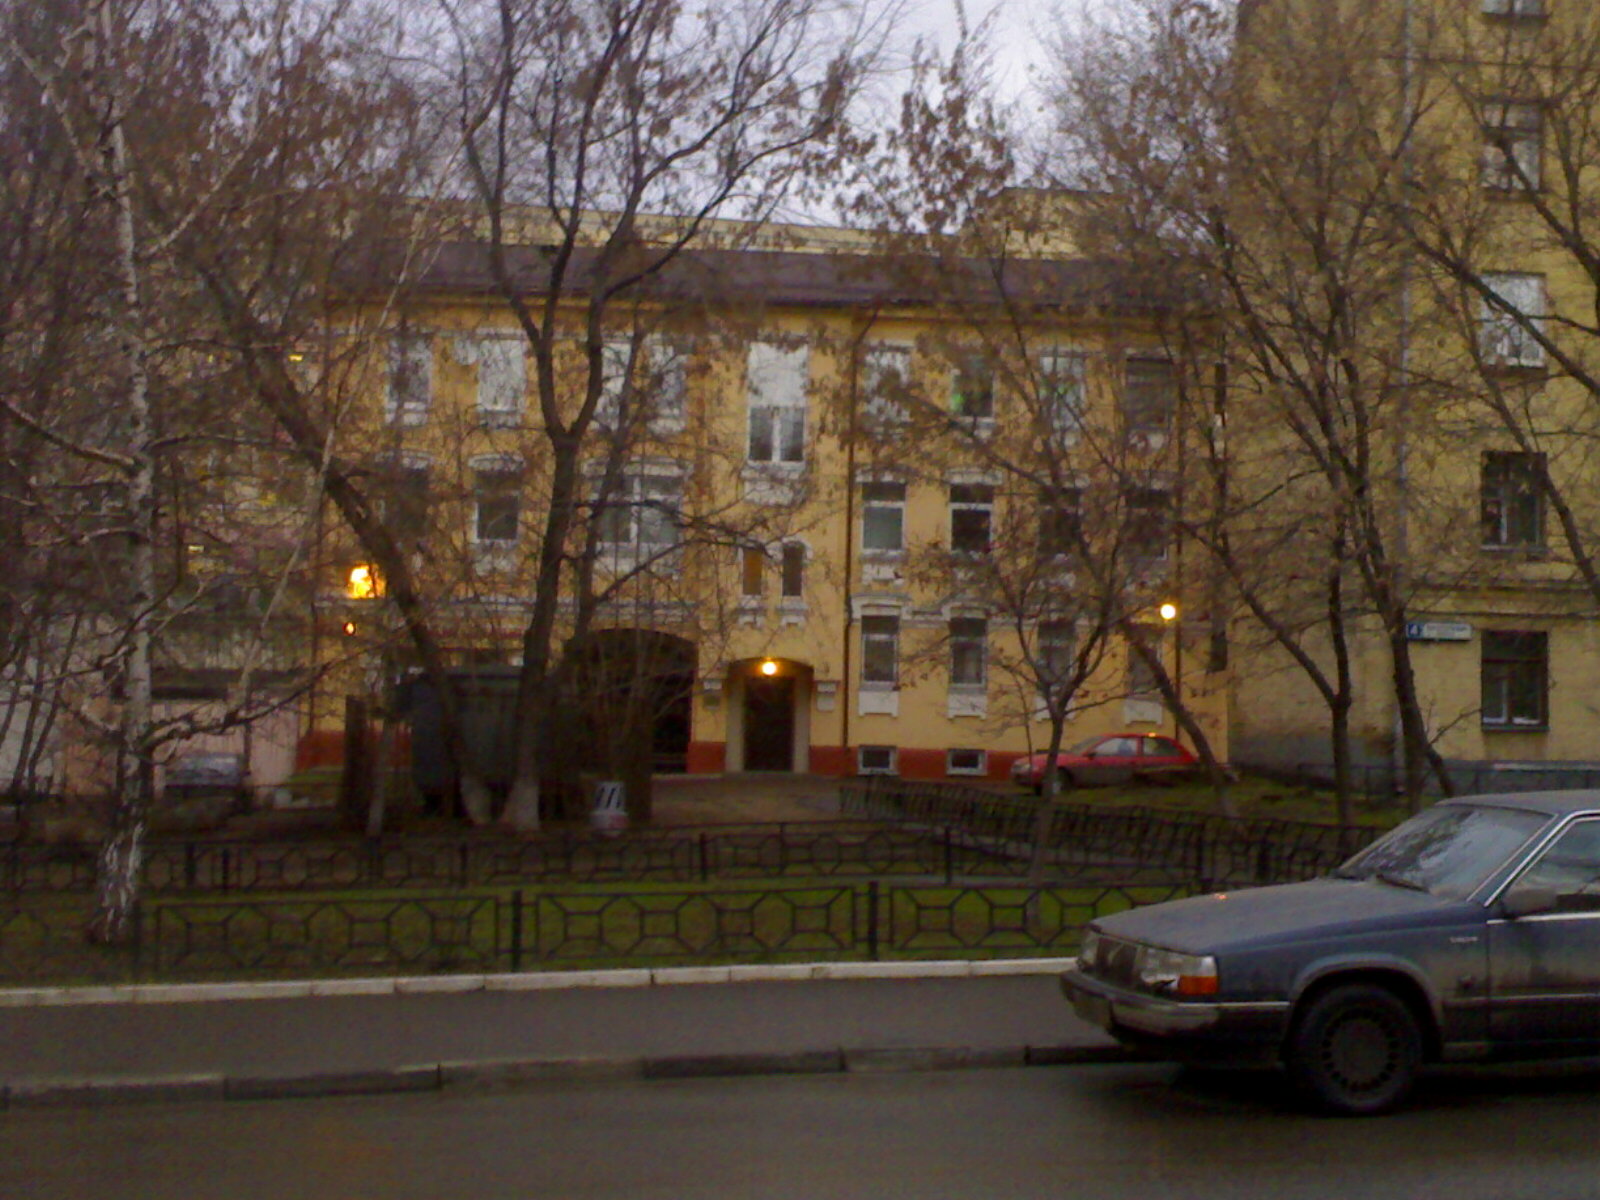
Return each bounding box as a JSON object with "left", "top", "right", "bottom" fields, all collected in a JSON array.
[{"left": 0, "top": 958, "right": 1076, "bottom": 1008}]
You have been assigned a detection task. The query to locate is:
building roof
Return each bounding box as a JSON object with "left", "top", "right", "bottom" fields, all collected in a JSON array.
[{"left": 352, "top": 240, "right": 1190, "bottom": 315}]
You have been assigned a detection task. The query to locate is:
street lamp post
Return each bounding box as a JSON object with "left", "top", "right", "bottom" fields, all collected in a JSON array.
[{"left": 1159, "top": 602, "right": 1182, "bottom": 742}]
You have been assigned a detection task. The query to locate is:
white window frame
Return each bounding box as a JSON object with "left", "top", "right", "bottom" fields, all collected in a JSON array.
[
  {"left": 1482, "top": 0, "right": 1544, "bottom": 17},
  {"left": 780, "top": 542, "right": 806, "bottom": 601},
  {"left": 860, "top": 615, "right": 900, "bottom": 688},
  {"left": 1481, "top": 630, "right": 1548, "bottom": 729},
  {"left": 857, "top": 745, "right": 898, "bottom": 775},
  {"left": 598, "top": 336, "right": 689, "bottom": 434},
  {"left": 1481, "top": 451, "right": 1544, "bottom": 549},
  {"left": 948, "top": 617, "right": 988, "bottom": 690},
  {"left": 1125, "top": 485, "right": 1171, "bottom": 562},
  {"left": 1123, "top": 356, "right": 1176, "bottom": 438},
  {"left": 1038, "top": 347, "right": 1087, "bottom": 442},
  {"left": 380, "top": 451, "right": 433, "bottom": 553},
  {"left": 950, "top": 350, "right": 996, "bottom": 432},
  {"left": 1039, "top": 619, "right": 1076, "bottom": 694},
  {"left": 470, "top": 454, "right": 523, "bottom": 553},
  {"left": 861, "top": 343, "right": 912, "bottom": 427},
  {"left": 595, "top": 462, "right": 685, "bottom": 568},
  {"left": 1039, "top": 484, "right": 1083, "bottom": 559},
  {"left": 745, "top": 342, "right": 809, "bottom": 465},
  {"left": 1481, "top": 101, "right": 1542, "bottom": 190},
  {"left": 946, "top": 748, "right": 987, "bottom": 776},
  {"left": 861, "top": 480, "right": 907, "bottom": 557},
  {"left": 948, "top": 482, "right": 995, "bottom": 556},
  {"left": 456, "top": 334, "right": 525, "bottom": 427},
  {"left": 387, "top": 331, "right": 432, "bottom": 427},
  {"left": 1480, "top": 272, "right": 1547, "bottom": 368}
]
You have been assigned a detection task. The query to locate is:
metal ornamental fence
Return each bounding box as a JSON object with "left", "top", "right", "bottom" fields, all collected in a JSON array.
[
  {"left": 0, "top": 782, "right": 1379, "bottom": 985},
  {"left": 3, "top": 818, "right": 1193, "bottom": 897},
  {"left": 839, "top": 779, "right": 1369, "bottom": 889},
  {"left": 3, "top": 792, "right": 1368, "bottom": 899},
  {"left": 0, "top": 879, "right": 1196, "bottom": 985}
]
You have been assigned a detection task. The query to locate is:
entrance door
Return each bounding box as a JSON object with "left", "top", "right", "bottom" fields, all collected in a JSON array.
[{"left": 743, "top": 675, "right": 795, "bottom": 771}]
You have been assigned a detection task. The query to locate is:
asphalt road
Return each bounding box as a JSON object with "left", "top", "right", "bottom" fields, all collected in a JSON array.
[{"left": 7, "top": 1062, "right": 1600, "bottom": 1200}]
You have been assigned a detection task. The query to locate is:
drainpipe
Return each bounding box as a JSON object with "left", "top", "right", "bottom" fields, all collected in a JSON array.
[{"left": 1392, "top": 0, "right": 1416, "bottom": 792}]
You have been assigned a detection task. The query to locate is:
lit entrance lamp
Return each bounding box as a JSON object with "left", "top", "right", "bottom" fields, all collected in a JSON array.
[{"left": 1159, "top": 602, "right": 1181, "bottom": 740}]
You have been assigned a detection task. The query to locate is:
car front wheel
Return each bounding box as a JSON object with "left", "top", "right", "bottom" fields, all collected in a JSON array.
[{"left": 1285, "top": 983, "right": 1422, "bottom": 1116}]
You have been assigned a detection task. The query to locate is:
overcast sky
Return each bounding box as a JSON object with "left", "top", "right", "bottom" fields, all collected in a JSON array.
[{"left": 901, "top": 0, "right": 1064, "bottom": 105}]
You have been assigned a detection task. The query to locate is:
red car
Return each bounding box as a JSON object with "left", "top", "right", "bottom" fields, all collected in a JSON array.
[{"left": 1008, "top": 733, "right": 1198, "bottom": 792}]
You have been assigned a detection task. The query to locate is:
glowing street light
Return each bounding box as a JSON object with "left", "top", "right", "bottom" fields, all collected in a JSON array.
[
  {"left": 759, "top": 658, "right": 779, "bottom": 677},
  {"left": 1159, "top": 602, "right": 1179, "bottom": 622}
]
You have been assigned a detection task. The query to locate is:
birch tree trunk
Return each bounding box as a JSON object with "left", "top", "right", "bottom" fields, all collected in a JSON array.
[{"left": 85, "top": 0, "right": 155, "bottom": 946}]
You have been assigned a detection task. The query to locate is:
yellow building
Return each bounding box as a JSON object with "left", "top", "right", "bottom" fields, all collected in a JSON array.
[
  {"left": 317, "top": 215, "right": 1230, "bottom": 786},
  {"left": 1222, "top": 0, "right": 1600, "bottom": 787}
]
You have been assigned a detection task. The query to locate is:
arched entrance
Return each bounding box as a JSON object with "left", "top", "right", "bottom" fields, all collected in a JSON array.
[
  {"left": 733, "top": 657, "right": 811, "bottom": 773},
  {"left": 567, "top": 629, "right": 696, "bottom": 774}
]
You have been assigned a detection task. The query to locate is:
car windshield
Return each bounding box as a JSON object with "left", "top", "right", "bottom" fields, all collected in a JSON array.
[{"left": 1332, "top": 803, "right": 1549, "bottom": 900}]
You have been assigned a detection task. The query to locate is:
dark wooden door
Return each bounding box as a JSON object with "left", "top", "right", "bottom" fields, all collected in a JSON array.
[{"left": 744, "top": 676, "right": 795, "bottom": 771}]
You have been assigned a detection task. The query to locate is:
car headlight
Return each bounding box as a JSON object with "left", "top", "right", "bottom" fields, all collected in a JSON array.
[
  {"left": 1077, "top": 928, "right": 1100, "bottom": 970},
  {"left": 1135, "top": 945, "right": 1218, "bottom": 997}
]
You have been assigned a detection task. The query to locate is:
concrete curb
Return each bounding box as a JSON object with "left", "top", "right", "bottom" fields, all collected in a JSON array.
[
  {"left": 0, "top": 957, "right": 1077, "bottom": 1008},
  {"left": 0, "top": 1042, "right": 1138, "bottom": 1111}
]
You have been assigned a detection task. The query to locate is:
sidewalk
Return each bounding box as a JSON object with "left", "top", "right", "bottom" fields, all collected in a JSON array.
[{"left": 0, "top": 960, "right": 1129, "bottom": 1108}]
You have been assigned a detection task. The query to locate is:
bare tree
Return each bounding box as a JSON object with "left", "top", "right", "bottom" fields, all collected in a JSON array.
[
  {"left": 1051, "top": 0, "right": 1460, "bottom": 810},
  {"left": 429, "top": 0, "right": 889, "bottom": 827}
]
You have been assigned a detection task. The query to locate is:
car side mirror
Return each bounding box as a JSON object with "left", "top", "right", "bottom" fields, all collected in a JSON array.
[{"left": 1501, "top": 884, "right": 1560, "bottom": 919}]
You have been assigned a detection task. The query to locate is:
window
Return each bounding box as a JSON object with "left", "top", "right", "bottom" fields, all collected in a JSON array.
[
  {"left": 387, "top": 331, "right": 431, "bottom": 426},
  {"left": 949, "top": 617, "right": 987, "bottom": 689},
  {"left": 1480, "top": 272, "right": 1546, "bottom": 368},
  {"left": 598, "top": 337, "right": 688, "bottom": 432},
  {"left": 1124, "top": 357, "right": 1176, "bottom": 436},
  {"left": 473, "top": 462, "right": 522, "bottom": 545},
  {"left": 1038, "top": 348, "right": 1087, "bottom": 439},
  {"left": 1482, "top": 630, "right": 1548, "bottom": 729},
  {"left": 383, "top": 461, "right": 431, "bottom": 552},
  {"left": 1039, "top": 486, "right": 1083, "bottom": 558},
  {"left": 646, "top": 338, "right": 689, "bottom": 431},
  {"left": 741, "top": 547, "right": 766, "bottom": 597},
  {"left": 780, "top": 543, "right": 805, "bottom": 599},
  {"left": 861, "top": 344, "right": 912, "bottom": 426},
  {"left": 597, "top": 468, "right": 682, "bottom": 555},
  {"left": 1515, "top": 819, "right": 1600, "bottom": 895},
  {"left": 949, "top": 483, "right": 994, "bottom": 555},
  {"left": 457, "top": 335, "right": 524, "bottom": 426},
  {"left": 746, "top": 342, "right": 808, "bottom": 463},
  {"left": 1127, "top": 631, "right": 1160, "bottom": 699},
  {"left": 861, "top": 481, "right": 906, "bottom": 554},
  {"left": 1482, "top": 0, "right": 1544, "bottom": 17},
  {"left": 1481, "top": 451, "right": 1544, "bottom": 548},
  {"left": 857, "top": 745, "right": 898, "bottom": 775},
  {"left": 861, "top": 615, "right": 899, "bottom": 686},
  {"left": 596, "top": 339, "right": 633, "bottom": 429},
  {"left": 947, "top": 748, "right": 987, "bottom": 776},
  {"left": 950, "top": 353, "right": 995, "bottom": 425},
  {"left": 1125, "top": 486, "right": 1170, "bottom": 560},
  {"left": 1039, "top": 620, "right": 1076, "bottom": 690},
  {"left": 1482, "top": 101, "right": 1541, "bottom": 190}
]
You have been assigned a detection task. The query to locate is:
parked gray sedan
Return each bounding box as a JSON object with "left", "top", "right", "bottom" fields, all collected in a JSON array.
[{"left": 1062, "top": 790, "right": 1600, "bottom": 1114}]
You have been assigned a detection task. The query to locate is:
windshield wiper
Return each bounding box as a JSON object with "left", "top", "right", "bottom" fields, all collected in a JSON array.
[{"left": 1374, "top": 870, "right": 1429, "bottom": 893}]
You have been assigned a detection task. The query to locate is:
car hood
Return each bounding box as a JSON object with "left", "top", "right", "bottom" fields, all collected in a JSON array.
[{"left": 1092, "top": 877, "right": 1479, "bottom": 955}]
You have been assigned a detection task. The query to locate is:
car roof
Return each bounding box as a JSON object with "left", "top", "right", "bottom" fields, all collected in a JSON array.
[{"left": 1438, "top": 790, "right": 1600, "bottom": 818}]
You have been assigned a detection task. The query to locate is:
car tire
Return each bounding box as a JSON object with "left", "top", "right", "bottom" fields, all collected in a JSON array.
[{"left": 1285, "top": 983, "right": 1422, "bottom": 1116}]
